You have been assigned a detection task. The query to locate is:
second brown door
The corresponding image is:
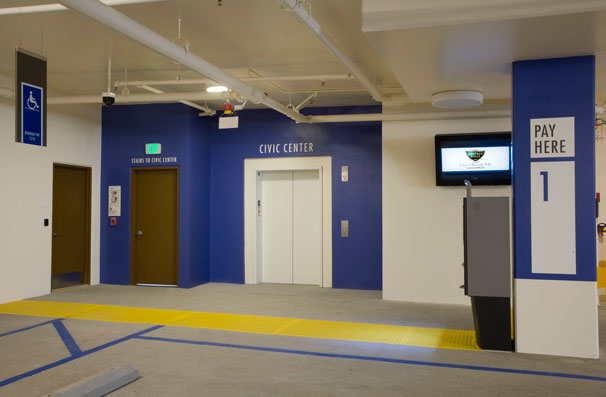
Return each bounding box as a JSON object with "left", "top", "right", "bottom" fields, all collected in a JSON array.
[
  {"left": 131, "top": 168, "right": 179, "bottom": 286},
  {"left": 51, "top": 164, "right": 91, "bottom": 289}
]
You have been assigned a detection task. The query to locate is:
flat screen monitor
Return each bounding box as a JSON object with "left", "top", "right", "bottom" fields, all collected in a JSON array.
[{"left": 435, "top": 132, "right": 512, "bottom": 186}]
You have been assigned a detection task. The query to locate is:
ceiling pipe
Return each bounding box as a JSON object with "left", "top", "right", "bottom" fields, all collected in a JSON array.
[
  {"left": 57, "top": 0, "right": 309, "bottom": 123},
  {"left": 0, "top": 0, "right": 163, "bottom": 16},
  {"left": 295, "top": 92, "right": 318, "bottom": 112},
  {"left": 49, "top": 91, "right": 224, "bottom": 105},
  {"left": 243, "top": 74, "right": 352, "bottom": 83},
  {"left": 114, "top": 74, "right": 353, "bottom": 88},
  {"left": 138, "top": 85, "right": 216, "bottom": 116},
  {"left": 281, "top": 0, "right": 383, "bottom": 102},
  {"left": 115, "top": 78, "right": 214, "bottom": 88},
  {"left": 308, "top": 110, "right": 511, "bottom": 123},
  {"left": 46, "top": 89, "right": 509, "bottom": 122},
  {"left": 49, "top": 95, "right": 116, "bottom": 104},
  {"left": 234, "top": 100, "right": 248, "bottom": 111}
]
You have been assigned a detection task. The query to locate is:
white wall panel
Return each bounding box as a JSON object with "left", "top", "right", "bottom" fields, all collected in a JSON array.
[
  {"left": 595, "top": 137, "right": 606, "bottom": 297},
  {"left": 0, "top": 100, "right": 101, "bottom": 304},
  {"left": 530, "top": 161, "right": 576, "bottom": 274},
  {"left": 382, "top": 117, "right": 512, "bottom": 304},
  {"left": 515, "top": 278, "right": 599, "bottom": 358},
  {"left": 594, "top": 138, "right": 606, "bottom": 266}
]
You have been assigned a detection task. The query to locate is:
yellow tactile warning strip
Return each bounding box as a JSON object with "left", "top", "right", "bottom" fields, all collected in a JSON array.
[{"left": 0, "top": 300, "right": 480, "bottom": 351}]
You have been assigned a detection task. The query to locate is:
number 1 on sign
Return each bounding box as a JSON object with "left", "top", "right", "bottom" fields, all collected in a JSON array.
[
  {"left": 540, "top": 171, "right": 548, "bottom": 201},
  {"left": 530, "top": 161, "right": 576, "bottom": 274}
]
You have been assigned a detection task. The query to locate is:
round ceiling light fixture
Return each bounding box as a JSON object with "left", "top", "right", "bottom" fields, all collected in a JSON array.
[
  {"left": 207, "top": 85, "right": 228, "bottom": 93},
  {"left": 431, "top": 90, "right": 483, "bottom": 109}
]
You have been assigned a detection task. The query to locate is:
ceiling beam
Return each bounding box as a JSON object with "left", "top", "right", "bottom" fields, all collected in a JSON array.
[
  {"left": 309, "top": 110, "right": 511, "bottom": 123},
  {"left": 281, "top": 0, "right": 384, "bottom": 102}
]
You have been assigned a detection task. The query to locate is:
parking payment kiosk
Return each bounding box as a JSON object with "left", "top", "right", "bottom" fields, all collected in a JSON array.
[{"left": 463, "top": 181, "right": 513, "bottom": 351}]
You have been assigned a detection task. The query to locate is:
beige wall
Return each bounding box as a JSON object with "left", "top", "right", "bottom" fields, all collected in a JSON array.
[
  {"left": 596, "top": 133, "right": 606, "bottom": 297},
  {"left": 0, "top": 99, "right": 101, "bottom": 304},
  {"left": 382, "top": 117, "right": 512, "bottom": 304},
  {"left": 595, "top": 135, "right": 606, "bottom": 263}
]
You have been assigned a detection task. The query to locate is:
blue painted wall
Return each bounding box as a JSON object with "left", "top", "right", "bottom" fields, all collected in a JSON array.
[
  {"left": 209, "top": 107, "right": 382, "bottom": 289},
  {"left": 101, "top": 104, "right": 382, "bottom": 290},
  {"left": 187, "top": 115, "right": 213, "bottom": 286},
  {"left": 101, "top": 103, "right": 212, "bottom": 287},
  {"left": 513, "top": 56, "right": 596, "bottom": 281}
]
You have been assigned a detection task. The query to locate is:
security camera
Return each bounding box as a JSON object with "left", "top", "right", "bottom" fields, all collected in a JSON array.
[{"left": 102, "top": 91, "right": 116, "bottom": 107}]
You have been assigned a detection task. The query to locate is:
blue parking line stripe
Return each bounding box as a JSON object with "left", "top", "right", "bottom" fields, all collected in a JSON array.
[
  {"left": 52, "top": 320, "right": 82, "bottom": 356},
  {"left": 0, "top": 325, "right": 163, "bottom": 388},
  {"left": 135, "top": 335, "right": 606, "bottom": 383},
  {"left": 0, "top": 355, "right": 77, "bottom": 389},
  {"left": 0, "top": 319, "right": 57, "bottom": 338}
]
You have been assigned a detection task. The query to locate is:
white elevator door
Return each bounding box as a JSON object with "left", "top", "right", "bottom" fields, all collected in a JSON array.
[
  {"left": 261, "top": 170, "right": 322, "bottom": 285},
  {"left": 292, "top": 170, "right": 322, "bottom": 284},
  {"left": 261, "top": 171, "right": 293, "bottom": 283}
]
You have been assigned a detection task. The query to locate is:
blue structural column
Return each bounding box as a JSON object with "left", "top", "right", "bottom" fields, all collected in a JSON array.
[{"left": 513, "top": 56, "right": 599, "bottom": 358}]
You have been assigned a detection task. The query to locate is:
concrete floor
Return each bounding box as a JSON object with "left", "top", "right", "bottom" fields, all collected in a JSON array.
[{"left": 1, "top": 283, "right": 605, "bottom": 396}]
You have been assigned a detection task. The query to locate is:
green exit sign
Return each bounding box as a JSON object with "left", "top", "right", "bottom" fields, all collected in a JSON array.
[{"left": 145, "top": 143, "right": 161, "bottom": 155}]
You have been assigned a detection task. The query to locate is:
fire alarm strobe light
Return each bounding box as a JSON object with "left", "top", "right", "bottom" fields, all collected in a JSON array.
[
  {"left": 219, "top": 103, "right": 239, "bottom": 129},
  {"left": 221, "top": 103, "right": 235, "bottom": 115}
]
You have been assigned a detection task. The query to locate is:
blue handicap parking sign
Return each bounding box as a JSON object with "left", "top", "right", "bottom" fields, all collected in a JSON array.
[{"left": 21, "top": 82, "right": 43, "bottom": 146}]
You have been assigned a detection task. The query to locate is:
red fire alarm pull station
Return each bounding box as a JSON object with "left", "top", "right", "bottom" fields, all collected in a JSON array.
[{"left": 110, "top": 217, "right": 117, "bottom": 226}]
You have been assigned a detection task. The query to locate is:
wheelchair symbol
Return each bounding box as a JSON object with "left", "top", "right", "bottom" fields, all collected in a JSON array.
[{"left": 26, "top": 91, "right": 40, "bottom": 111}]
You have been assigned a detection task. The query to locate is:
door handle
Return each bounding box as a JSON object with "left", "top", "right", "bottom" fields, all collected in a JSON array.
[
  {"left": 136, "top": 230, "right": 144, "bottom": 237},
  {"left": 53, "top": 232, "right": 59, "bottom": 237}
]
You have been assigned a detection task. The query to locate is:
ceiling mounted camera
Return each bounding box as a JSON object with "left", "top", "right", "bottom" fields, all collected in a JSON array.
[{"left": 102, "top": 91, "right": 116, "bottom": 107}]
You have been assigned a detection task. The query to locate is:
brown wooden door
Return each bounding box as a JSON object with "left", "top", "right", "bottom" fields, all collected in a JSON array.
[
  {"left": 131, "top": 168, "right": 179, "bottom": 286},
  {"left": 51, "top": 164, "right": 91, "bottom": 289}
]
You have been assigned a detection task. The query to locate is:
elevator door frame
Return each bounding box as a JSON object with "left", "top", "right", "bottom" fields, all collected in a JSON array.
[{"left": 244, "top": 156, "right": 332, "bottom": 287}]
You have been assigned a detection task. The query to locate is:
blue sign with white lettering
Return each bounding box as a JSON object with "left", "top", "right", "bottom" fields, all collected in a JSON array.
[
  {"left": 21, "top": 82, "right": 43, "bottom": 146},
  {"left": 513, "top": 56, "right": 596, "bottom": 282}
]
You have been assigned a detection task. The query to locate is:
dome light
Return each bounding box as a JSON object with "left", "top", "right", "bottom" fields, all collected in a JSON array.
[
  {"left": 207, "top": 85, "right": 228, "bottom": 93},
  {"left": 431, "top": 90, "right": 483, "bottom": 109}
]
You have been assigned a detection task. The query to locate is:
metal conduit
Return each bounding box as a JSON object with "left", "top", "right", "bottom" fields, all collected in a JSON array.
[
  {"left": 138, "top": 85, "right": 216, "bottom": 116},
  {"left": 114, "top": 74, "right": 353, "bottom": 88},
  {"left": 49, "top": 91, "right": 224, "bottom": 105}
]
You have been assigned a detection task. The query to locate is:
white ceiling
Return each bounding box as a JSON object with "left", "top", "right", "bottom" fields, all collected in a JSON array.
[
  {"left": 0, "top": 0, "right": 605, "bottom": 113},
  {"left": 363, "top": 0, "right": 606, "bottom": 105}
]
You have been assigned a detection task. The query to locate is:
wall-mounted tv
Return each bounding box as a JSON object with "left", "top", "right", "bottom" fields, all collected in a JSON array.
[{"left": 435, "top": 132, "right": 512, "bottom": 186}]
